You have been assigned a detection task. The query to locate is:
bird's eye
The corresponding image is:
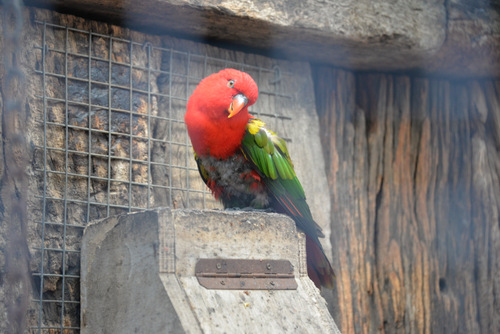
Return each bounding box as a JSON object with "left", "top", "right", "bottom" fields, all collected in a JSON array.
[{"left": 227, "top": 80, "right": 235, "bottom": 88}]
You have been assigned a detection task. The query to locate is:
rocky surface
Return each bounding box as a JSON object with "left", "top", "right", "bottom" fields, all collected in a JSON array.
[{"left": 27, "top": 0, "right": 500, "bottom": 77}]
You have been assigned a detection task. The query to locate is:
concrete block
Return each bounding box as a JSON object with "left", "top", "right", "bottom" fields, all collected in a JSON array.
[{"left": 81, "top": 208, "right": 340, "bottom": 333}]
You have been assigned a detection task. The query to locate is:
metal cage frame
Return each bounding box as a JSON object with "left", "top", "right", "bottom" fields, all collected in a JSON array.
[{"left": 32, "top": 20, "right": 292, "bottom": 332}]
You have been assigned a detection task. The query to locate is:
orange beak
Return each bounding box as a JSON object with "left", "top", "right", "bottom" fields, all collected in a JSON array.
[{"left": 228, "top": 94, "right": 249, "bottom": 118}]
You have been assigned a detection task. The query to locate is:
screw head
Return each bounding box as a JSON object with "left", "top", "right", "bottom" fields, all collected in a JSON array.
[
  {"left": 266, "top": 263, "right": 272, "bottom": 270},
  {"left": 216, "top": 263, "right": 222, "bottom": 269}
]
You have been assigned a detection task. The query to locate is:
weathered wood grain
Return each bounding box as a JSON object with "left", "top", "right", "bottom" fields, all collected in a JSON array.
[{"left": 314, "top": 66, "right": 500, "bottom": 333}]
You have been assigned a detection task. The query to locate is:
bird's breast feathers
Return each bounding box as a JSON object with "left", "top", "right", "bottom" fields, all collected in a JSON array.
[{"left": 196, "top": 152, "right": 269, "bottom": 209}]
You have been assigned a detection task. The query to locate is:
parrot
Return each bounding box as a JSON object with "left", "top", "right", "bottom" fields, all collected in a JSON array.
[{"left": 184, "top": 68, "right": 335, "bottom": 289}]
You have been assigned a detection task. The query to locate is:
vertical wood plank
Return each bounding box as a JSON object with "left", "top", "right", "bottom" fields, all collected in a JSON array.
[{"left": 314, "top": 66, "right": 500, "bottom": 333}]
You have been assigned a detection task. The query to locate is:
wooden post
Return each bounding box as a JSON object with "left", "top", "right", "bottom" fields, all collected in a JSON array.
[{"left": 314, "top": 66, "right": 500, "bottom": 333}]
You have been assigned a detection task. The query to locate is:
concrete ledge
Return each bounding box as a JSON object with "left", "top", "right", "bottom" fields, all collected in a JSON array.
[
  {"left": 27, "top": 0, "right": 500, "bottom": 76},
  {"left": 81, "top": 208, "right": 340, "bottom": 333}
]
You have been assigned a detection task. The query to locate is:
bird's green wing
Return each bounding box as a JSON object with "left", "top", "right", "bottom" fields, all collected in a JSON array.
[{"left": 241, "top": 118, "right": 324, "bottom": 241}]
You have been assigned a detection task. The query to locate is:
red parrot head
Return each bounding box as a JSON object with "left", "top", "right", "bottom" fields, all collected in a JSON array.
[{"left": 185, "top": 69, "right": 259, "bottom": 158}]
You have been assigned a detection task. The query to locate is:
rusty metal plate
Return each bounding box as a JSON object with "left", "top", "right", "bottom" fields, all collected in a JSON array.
[{"left": 195, "top": 259, "right": 297, "bottom": 290}]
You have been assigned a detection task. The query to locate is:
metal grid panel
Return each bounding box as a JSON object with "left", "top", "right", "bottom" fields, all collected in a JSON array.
[{"left": 32, "top": 20, "right": 292, "bottom": 332}]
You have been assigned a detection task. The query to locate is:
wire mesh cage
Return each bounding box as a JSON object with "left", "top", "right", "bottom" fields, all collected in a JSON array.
[{"left": 31, "top": 20, "right": 293, "bottom": 332}]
